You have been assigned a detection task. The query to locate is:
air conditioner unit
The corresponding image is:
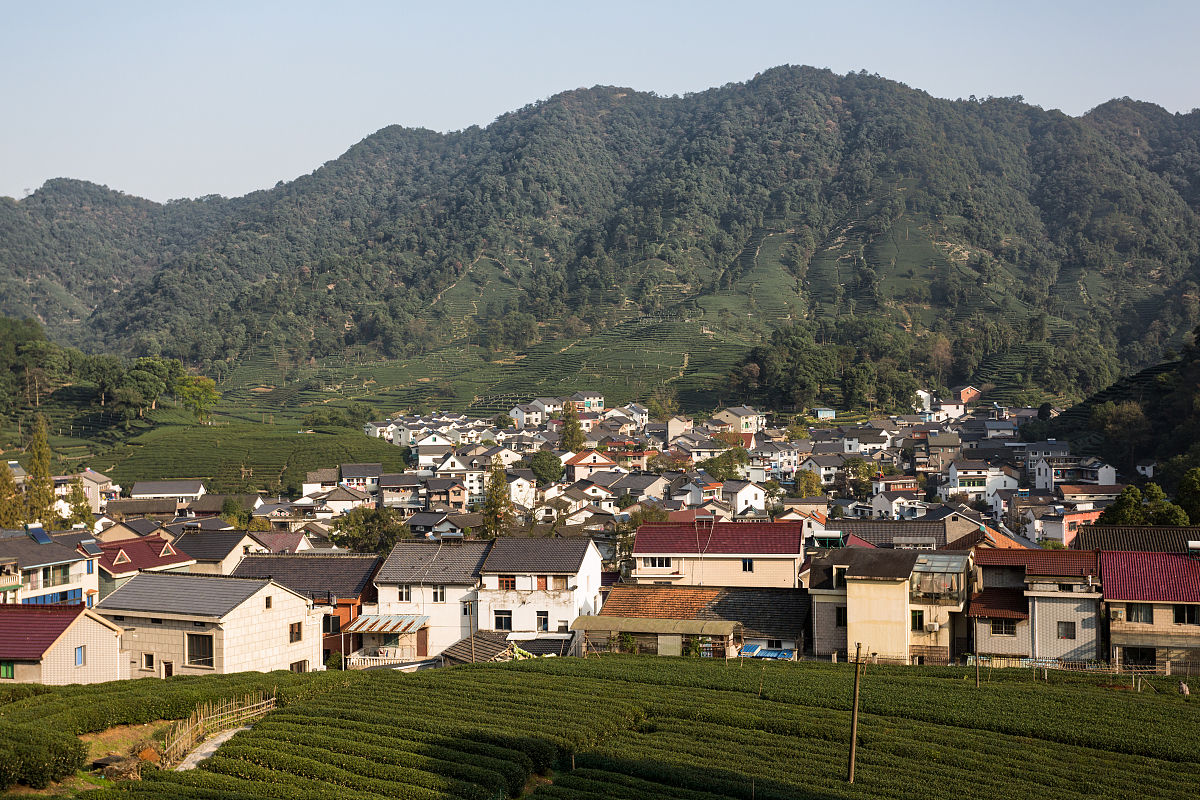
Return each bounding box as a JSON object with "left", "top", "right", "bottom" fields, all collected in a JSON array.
[
  {"left": 924, "top": 622, "right": 941, "bottom": 633},
  {"left": 1111, "top": 608, "right": 1124, "bottom": 621}
]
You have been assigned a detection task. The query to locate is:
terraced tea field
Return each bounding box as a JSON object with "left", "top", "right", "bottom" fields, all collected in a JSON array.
[{"left": 71, "top": 656, "right": 1200, "bottom": 800}]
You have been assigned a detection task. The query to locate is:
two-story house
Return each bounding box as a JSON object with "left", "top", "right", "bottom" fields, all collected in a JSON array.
[
  {"left": 97, "top": 572, "right": 322, "bottom": 677},
  {"left": 631, "top": 521, "right": 806, "bottom": 588},
  {"left": 0, "top": 526, "right": 100, "bottom": 607},
  {"left": 476, "top": 538, "right": 603, "bottom": 635},
  {"left": 1103, "top": 550, "right": 1200, "bottom": 672},
  {"left": 714, "top": 406, "right": 767, "bottom": 434},
  {"left": 938, "top": 460, "right": 1018, "bottom": 504},
  {"left": 96, "top": 534, "right": 196, "bottom": 599}
]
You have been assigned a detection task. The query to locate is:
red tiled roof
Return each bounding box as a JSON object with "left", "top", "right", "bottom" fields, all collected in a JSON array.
[
  {"left": 565, "top": 450, "right": 617, "bottom": 466},
  {"left": 844, "top": 534, "right": 877, "bottom": 549},
  {"left": 0, "top": 604, "right": 87, "bottom": 659},
  {"left": 1057, "top": 484, "right": 1126, "bottom": 495},
  {"left": 252, "top": 532, "right": 307, "bottom": 553},
  {"left": 967, "top": 588, "right": 1029, "bottom": 619},
  {"left": 1101, "top": 551, "right": 1200, "bottom": 603},
  {"left": 602, "top": 585, "right": 722, "bottom": 618},
  {"left": 633, "top": 522, "right": 804, "bottom": 555},
  {"left": 973, "top": 548, "right": 1098, "bottom": 577},
  {"left": 99, "top": 535, "right": 195, "bottom": 576}
]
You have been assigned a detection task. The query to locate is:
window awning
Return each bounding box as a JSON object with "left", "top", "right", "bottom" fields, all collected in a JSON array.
[{"left": 343, "top": 614, "right": 428, "bottom": 634}]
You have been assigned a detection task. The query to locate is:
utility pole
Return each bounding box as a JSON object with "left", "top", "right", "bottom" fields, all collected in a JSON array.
[
  {"left": 975, "top": 652, "right": 980, "bottom": 689},
  {"left": 847, "top": 642, "right": 862, "bottom": 784},
  {"left": 469, "top": 599, "right": 476, "bottom": 664}
]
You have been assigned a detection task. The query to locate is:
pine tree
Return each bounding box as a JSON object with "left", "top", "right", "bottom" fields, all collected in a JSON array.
[
  {"left": 64, "top": 476, "right": 92, "bottom": 528},
  {"left": 560, "top": 402, "right": 585, "bottom": 452},
  {"left": 481, "top": 463, "right": 515, "bottom": 538},
  {"left": 0, "top": 461, "right": 21, "bottom": 528},
  {"left": 25, "top": 415, "right": 54, "bottom": 525}
]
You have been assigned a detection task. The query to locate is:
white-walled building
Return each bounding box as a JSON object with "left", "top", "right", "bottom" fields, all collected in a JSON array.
[{"left": 476, "top": 539, "right": 603, "bottom": 635}]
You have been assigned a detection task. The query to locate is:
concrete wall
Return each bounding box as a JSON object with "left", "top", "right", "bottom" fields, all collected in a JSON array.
[
  {"left": 106, "top": 614, "right": 219, "bottom": 678},
  {"left": 377, "top": 582, "right": 477, "bottom": 657},
  {"left": 221, "top": 585, "right": 321, "bottom": 673},
  {"left": 973, "top": 618, "right": 1031, "bottom": 656},
  {"left": 40, "top": 615, "right": 123, "bottom": 685},
  {"left": 1030, "top": 594, "right": 1100, "bottom": 660},
  {"left": 811, "top": 594, "right": 847, "bottom": 657},
  {"left": 633, "top": 555, "right": 801, "bottom": 588},
  {"left": 846, "top": 579, "right": 909, "bottom": 661}
]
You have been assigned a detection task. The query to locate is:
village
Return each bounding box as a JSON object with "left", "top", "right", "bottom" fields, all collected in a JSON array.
[{"left": 1, "top": 386, "right": 1195, "bottom": 685}]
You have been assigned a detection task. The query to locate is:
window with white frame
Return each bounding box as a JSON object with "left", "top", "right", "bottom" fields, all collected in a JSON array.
[
  {"left": 397, "top": 585, "right": 411, "bottom": 602},
  {"left": 432, "top": 585, "right": 446, "bottom": 603}
]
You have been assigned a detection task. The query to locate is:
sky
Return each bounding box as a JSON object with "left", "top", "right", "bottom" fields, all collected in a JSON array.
[{"left": 2, "top": 1, "right": 1198, "bottom": 202}]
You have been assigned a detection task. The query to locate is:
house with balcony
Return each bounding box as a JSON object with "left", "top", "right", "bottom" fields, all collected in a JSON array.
[
  {"left": 1033, "top": 456, "right": 1117, "bottom": 492},
  {"left": 476, "top": 538, "right": 603, "bottom": 636},
  {"left": 968, "top": 549, "right": 1102, "bottom": 662},
  {"left": 631, "top": 521, "right": 806, "bottom": 588},
  {"left": 0, "top": 604, "right": 125, "bottom": 685},
  {"left": 938, "top": 460, "right": 1018, "bottom": 504},
  {"left": 1102, "top": 550, "right": 1200, "bottom": 672},
  {"left": 96, "top": 572, "right": 322, "bottom": 677},
  {"left": 0, "top": 526, "right": 100, "bottom": 607},
  {"left": 810, "top": 549, "right": 971, "bottom": 664}
]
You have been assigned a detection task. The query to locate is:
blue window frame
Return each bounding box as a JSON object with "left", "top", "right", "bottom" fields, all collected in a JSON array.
[
  {"left": 86, "top": 560, "right": 94, "bottom": 575},
  {"left": 74, "top": 646, "right": 85, "bottom": 667}
]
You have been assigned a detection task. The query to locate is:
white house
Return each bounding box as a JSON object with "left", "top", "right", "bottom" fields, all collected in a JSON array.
[
  {"left": 721, "top": 480, "right": 767, "bottom": 513},
  {"left": 509, "top": 405, "right": 544, "bottom": 429},
  {"left": 800, "top": 455, "right": 844, "bottom": 486},
  {"left": 938, "top": 460, "right": 1018, "bottom": 504},
  {"left": 476, "top": 539, "right": 603, "bottom": 635},
  {"left": 130, "top": 480, "right": 206, "bottom": 503}
]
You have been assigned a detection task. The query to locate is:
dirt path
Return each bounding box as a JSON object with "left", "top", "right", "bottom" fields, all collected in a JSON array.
[{"left": 175, "top": 727, "right": 247, "bottom": 771}]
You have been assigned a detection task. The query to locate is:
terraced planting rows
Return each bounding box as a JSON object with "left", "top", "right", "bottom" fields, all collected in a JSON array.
[{"left": 81, "top": 656, "right": 1200, "bottom": 800}]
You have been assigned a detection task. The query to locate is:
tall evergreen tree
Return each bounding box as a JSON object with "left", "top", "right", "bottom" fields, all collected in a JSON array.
[
  {"left": 24, "top": 415, "right": 54, "bottom": 525},
  {"left": 481, "top": 463, "right": 515, "bottom": 539},
  {"left": 0, "top": 461, "right": 21, "bottom": 528},
  {"left": 64, "top": 476, "right": 92, "bottom": 528},
  {"left": 560, "top": 402, "right": 585, "bottom": 452}
]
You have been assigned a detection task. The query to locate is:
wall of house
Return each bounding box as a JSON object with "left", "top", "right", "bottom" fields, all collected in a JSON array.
[
  {"left": 41, "top": 616, "right": 123, "bottom": 685},
  {"left": 1110, "top": 602, "right": 1200, "bottom": 669},
  {"left": 633, "top": 555, "right": 801, "bottom": 589},
  {"left": 973, "top": 618, "right": 1031, "bottom": 656},
  {"left": 19, "top": 559, "right": 99, "bottom": 606},
  {"left": 1029, "top": 594, "right": 1101, "bottom": 660},
  {"left": 105, "top": 614, "right": 224, "bottom": 677},
  {"left": 377, "top": 582, "right": 477, "bottom": 657},
  {"left": 907, "top": 602, "right": 956, "bottom": 663},
  {"left": 846, "top": 579, "right": 909, "bottom": 661},
  {"left": 221, "top": 586, "right": 322, "bottom": 673},
  {"left": 811, "top": 593, "right": 847, "bottom": 657},
  {"left": 476, "top": 549, "right": 602, "bottom": 634}
]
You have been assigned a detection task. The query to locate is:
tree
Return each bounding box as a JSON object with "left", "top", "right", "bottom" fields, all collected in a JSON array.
[
  {"left": 559, "top": 403, "right": 585, "bottom": 452},
  {"left": 493, "top": 414, "right": 514, "bottom": 429},
  {"left": 332, "top": 507, "right": 410, "bottom": 553},
  {"left": 0, "top": 461, "right": 21, "bottom": 528},
  {"left": 62, "top": 477, "right": 92, "bottom": 528},
  {"left": 24, "top": 414, "right": 54, "bottom": 524},
  {"left": 530, "top": 449, "right": 564, "bottom": 486},
  {"left": 1096, "top": 486, "right": 1146, "bottom": 525},
  {"left": 646, "top": 387, "right": 679, "bottom": 422},
  {"left": 1177, "top": 468, "right": 1200, "bottom": 524},
  {"left": 220, "top": 497, "right": 251, "bottom": 528},
  {"left": 794, "top": 470, "right": 825, "bottom": 498},
  {"left": 481, "top": 463, "right": 515, "bottom": 538},
  {"left": 1142, "top": 482, "right": 1190, "bottom": 526},
  {"left": 178, "top": 375, "right": 221, "bottom": 421}
]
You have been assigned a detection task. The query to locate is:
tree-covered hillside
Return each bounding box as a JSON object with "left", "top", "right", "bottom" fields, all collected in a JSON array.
[{"left": 3, "top": 66, "right": 1200, "bottom": 402}]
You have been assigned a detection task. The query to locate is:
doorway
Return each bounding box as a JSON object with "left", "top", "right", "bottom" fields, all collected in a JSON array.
[{"left": 163, "top": 661, "right": 174, "bottom": 678}]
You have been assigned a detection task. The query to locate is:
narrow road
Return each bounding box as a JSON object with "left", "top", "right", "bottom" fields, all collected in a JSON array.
[{"left": 175, "top": 727, "right": 247, "bottom": 771}]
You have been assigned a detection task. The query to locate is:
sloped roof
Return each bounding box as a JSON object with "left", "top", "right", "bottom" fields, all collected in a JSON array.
[
  {"left": 1073, "top": 526, "right": 1198, "bottom": 553},
  {"left": 377, "top": 540, "right": 491, "bottom": 584},
  {"left": 810, "top": 549, "right": 920, "bottom": 588},
  {"left": 829, "top": 520, "right": 948, "bottom": 548},
  {"left": 306, "top": 468, "right": 339, "bottom": 484},
  {"left": 0, "top": 605, "right": 114, "bottom": 659},
  {"left": 341, "top": 463, "right": 383, "bottom": 478},
  {"left": 480, "top": 538, "right": 592, "bottom": 574},
  {"left": 1101, "top": 551, "right": 1200, "bottom": 603},
  {"left": 974, "top": 548, "right": 1098, "bottom": 577},
  {"left": 440, "top": 630, "right": 511, "bottom": 664},
  {"left": 99, "top": 535, "right": 195, "bottom": 576},
  {"left": 97, "top": 573, "right": 272, "bottom": 617},
  {"left": 173, "top": 530, "right": 265, "bottom": 562},
  {"left": 633, "top": 522, "right": 805, "bottom": 555},
  {"left": 598, "top": 584, "right": 808, "bottom": 639},
  {"left": 187, "top": 494, "right": 261, "bottom": 514},
  {"left": 232, "top": 553, "right": 381, "bottom": 600},
  {"left": 119, "top": 518, "right": 165, "bottom": 536},
  {"left": 131, "top": 480, "right": 204, "bottom": 496},
  {"left": 250, "top": 532, "right": 308, "bottom": 553},
  {"left": 106, "top": 499, "right": 178, "bottom": 516},
  {"left": 967, "top": 587, "right": 1029, "bottom": 619},
  {"left": 0, "top": 530, "right": 87, "bottom": 569}
]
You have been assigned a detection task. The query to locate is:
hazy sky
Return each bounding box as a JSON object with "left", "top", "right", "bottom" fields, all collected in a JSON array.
[{"left": 3, "top": 1, "right": 1197, "bottom": 202}]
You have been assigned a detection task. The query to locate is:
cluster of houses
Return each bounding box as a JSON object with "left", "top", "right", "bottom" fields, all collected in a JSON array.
[{"left": 3, "top": 387, "right": 1188, "bottom": 686}]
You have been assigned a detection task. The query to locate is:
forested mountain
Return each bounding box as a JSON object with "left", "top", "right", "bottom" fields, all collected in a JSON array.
[{"left": 4, "top": 65, "right": 1200, "bottom": 403}]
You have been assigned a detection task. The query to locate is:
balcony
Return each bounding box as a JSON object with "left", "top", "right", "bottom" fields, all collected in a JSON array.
[
  {"left": 24, "top": 572, "right": 75, "bottom": 591},
  {"left": 345, "top": 645, "right": 418, "bottom": 669}
]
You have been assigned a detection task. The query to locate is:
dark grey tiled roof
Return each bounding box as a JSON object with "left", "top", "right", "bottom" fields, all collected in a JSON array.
[
  {"left": 232, "top": 554, "right": 381, "bottom": 600},
  {"left": 480, "top": 538, "right": 592, "bottom": 574},
  {"left": 833, "top": 520, "right": 948, "bottom": 547},
  {"left": 0, "top": 531, "right": 86, "bottom": 569},
  {"left": 96, "top": 572, "right": 270, "bottom": 617},
  {"left": 306, "top": 468, "right": 339, "bottom": 484},
  {"left": 699, "top": 588, "right": 810, "bottom": 640},
  {"left": 106, "top": 499, "right": 178, "bottom": 516},
  {"left": 160, "top": 517, "right": 234, "bottom": 536},
  {"left": 440, "top": 630, "right": 511, "bottom": 664},
  {"left": 187, "top": 494, "right": 261, "bottom": 514},
  {"left": 341, "top": 463, "right": 383, "bottom": 479},
  {"left": 810, "top": 548, "right": 921, "bottom": 588},
  {"left": 173, "top": 531, "right": 263, "bottom": 562},
  {"left": 122, "top": 518, "right": 165, "bottom": 536},
  {"left": 1072, "top": 526, "right": 1197, "bottom": 553},
  {"left": 377, "top": 540, "right": 491, "bottom": 584}
]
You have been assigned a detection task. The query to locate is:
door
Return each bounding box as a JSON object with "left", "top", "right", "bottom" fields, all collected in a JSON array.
[
  {"left": 163, "top": 661, "right": 173, "bottom": 678},
  {"left": 417, "top": 627, "right": 428, "bottom": 658}
]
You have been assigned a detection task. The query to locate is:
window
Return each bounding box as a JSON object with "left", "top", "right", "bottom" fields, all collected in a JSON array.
[
  {"left": 642, "top": 557, "right": 672, "bottom": 569},
  {"left": 142, "top": 653, "right": 155, "bottom": 670},
  {"left": 552, "top": 576, "right": 568, "bottom": 590},
  {"left": 432, "top": 585, "right": 446, "bottom": 603},
  {"left": 833, "top": 566, "right": 846, "bottom": 589},
  {"left": 289, "top": 622, "right": 303, "bottom": 643},
  {"left": 911, "top": 610, "right": 925, "bottom": 631},
  {"left": 1127, "top": 603, "right": 1153, "bottom": 624},
  {"left": 1058, "top": 584, "right": 1074, "bottom": 594},
  {"left": 398, "top": 585, "right": 411, "bottom": 602},
  {"left": 289, "top": 660, "right": 308, "bottom": 673},
  {"left": 557, "top": 621, "right": 569, "bottom": 633},
  {"left": 537, "top": 611, "right": 549, "bottom": 631},
  {"left": 151, "top": 618, "right": 163, "bottom": 625},
  {"left": 990, "top": 619, "right": 1017, "bottom": 636},
  {"left": 767, "top": 639, "right": 783, "bottom": 650},
  {"left": 265, "top": 596, "right": 272, "bottom": 609},
  {"left": 186, "top": 634, "right": 214, "bottom": 667},
  {"left": 86, "top": 560, "right": 94, "bottom": 575},
  {"left": 537, "top": 575, "right": 547, "bottom": 590},
  {"left": 1057, "top": 621, "right": 1076, "bottom": 640},
  {"left": 494, "top": 610, "right": 513, "bottom": 631},
  {"left": 86, "top": 595, "right": 93, "bottom": 608},
  {"left": 74, "top": 645, "right": 85, "bottom": 667},
  {"left": 0, "top": 661, "right": 12, "bottom": 679},
  {"left": 462, "top": 602, "right": 472, "bottom": 616},
  {"left": 1175, "top": 605, "right": 1200, "bottom": 625},
  {"left": 193, "top": 621, "right": 205, "bottom": 628},
  {"left": 742, "top": 558, "right": 754, "bottom": 573},
  {"left": 835, "top": 606, "right": 848, "bottom": 628},
  {"left": 498, "top": 575, "right": 516, "bottom": 591}
]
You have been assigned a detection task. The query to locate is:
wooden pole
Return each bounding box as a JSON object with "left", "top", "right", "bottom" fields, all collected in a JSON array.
[
  {"left": 848, "top": 642, "right": 863, "bottom": 784},
  {"left": 975, "top": 653, "right": 980, "bottom": 689}
]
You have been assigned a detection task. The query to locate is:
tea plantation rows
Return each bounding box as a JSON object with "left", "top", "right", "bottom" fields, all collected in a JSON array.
[{"left": 68, "top": 656, "right": 1200, "bottom": 800}]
